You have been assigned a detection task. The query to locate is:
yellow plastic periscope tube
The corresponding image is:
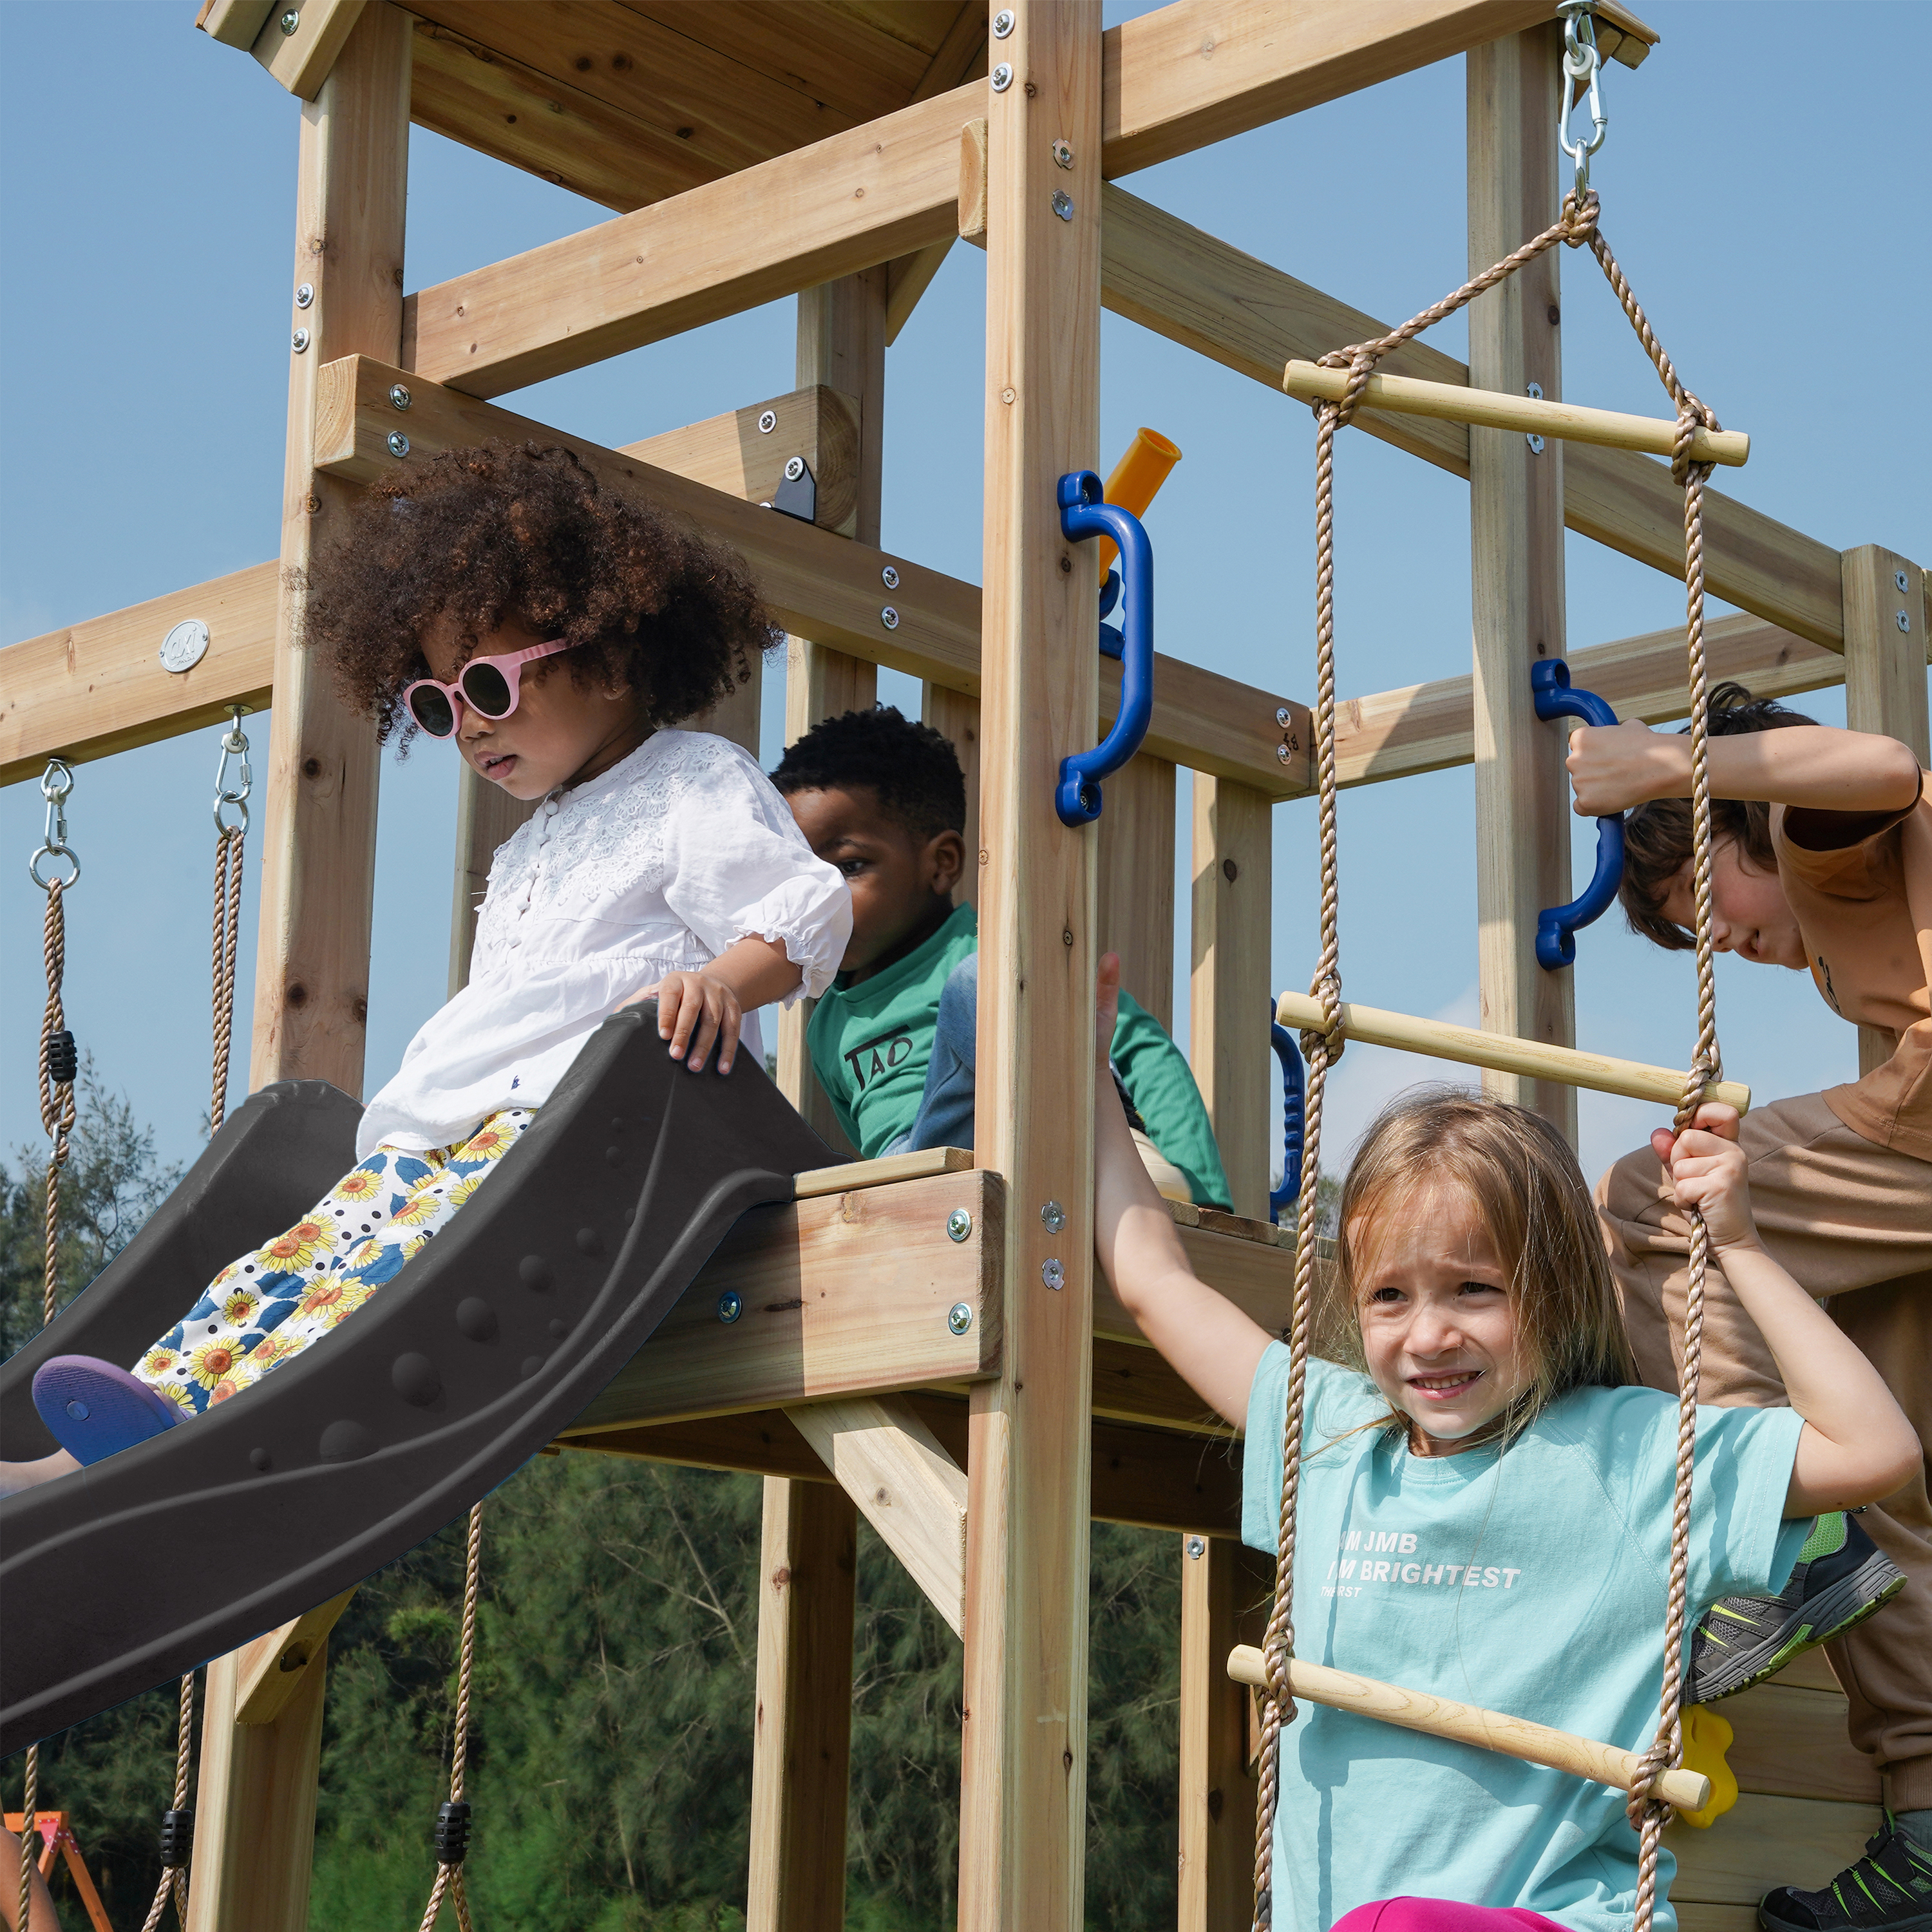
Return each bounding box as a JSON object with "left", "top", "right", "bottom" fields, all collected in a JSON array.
[{"left": 1097, "top": 427, "right": 1182, "bottom": 583}]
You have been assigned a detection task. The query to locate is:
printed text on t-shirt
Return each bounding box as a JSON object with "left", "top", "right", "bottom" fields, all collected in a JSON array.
[{"left": 1323, "top": 1529, "right": 1520, "bottom": 1597}]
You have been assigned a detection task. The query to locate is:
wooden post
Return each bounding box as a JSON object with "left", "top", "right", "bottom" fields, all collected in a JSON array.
[
  {"left": 1177, "top": 1536, "right": 1271, "bottom": 1932},
  {"left": 1189, "top": 776, "right": 1272, "bottom": 1218},
  {"left": 190, "top": 11, "right": 411, "bottom": 1927},
  {"left": 924, "top": 685, "right": 983, "bottom": 913},
  {"left": 1097, "top": 753, "right": 1177, "bottom": 1028},
  {"left": 748, "top": 270, "right": 886, "bottom": 1931},
  {"left": 959, "top": 6, "right": 1102, "bottom": 1927},
  {"left": 1841, "top": 545, "right": 1929, "bottom": 1075},
  {"left": 1467, "top": 24, "right": 1575, "bottom": 1141}
]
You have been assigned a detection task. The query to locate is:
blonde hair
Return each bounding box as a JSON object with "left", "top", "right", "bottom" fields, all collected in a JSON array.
[{"left": 1318, "top": 1086, "right": 1636, "bottom": 1447}]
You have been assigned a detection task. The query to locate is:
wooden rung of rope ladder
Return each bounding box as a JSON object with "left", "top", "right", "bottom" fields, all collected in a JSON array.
[
  {"left": 1282, "top": 362, "right": 1750, "bottom": 469},
  {"left": 1223, "top": 1649, "right": 1710, "bottom": 1813},
  {"left": 1274, "top": 991, "right": 1752, "bottom": 1115}
]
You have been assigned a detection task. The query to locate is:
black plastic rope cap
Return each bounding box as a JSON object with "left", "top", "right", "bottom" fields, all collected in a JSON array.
[
  {"left": 45, "top": 1030, "right": 77, "bottom": 1085},
  {"left": 158, "top": 1808, "right": 193, "bottom": 1866},
  {"left": 434, "top": 1799, "right": 472, "bottom": 1865}
]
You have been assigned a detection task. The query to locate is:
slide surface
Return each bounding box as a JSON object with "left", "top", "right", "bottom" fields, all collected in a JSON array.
[{"left": 1, "top": 1006, "right": 833, "bottom": 1754}]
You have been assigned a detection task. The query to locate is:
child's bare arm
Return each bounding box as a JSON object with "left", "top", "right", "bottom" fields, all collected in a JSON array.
[
  {"left": 1092, "top": 955, "right": 1271, "bottom": 1429},
  {"left": 1660, "top": 1106, "right": 1920, "bottom": 1515},
  {"left": 1568, "top": 720, "right": 1923, "bottom": 820}
]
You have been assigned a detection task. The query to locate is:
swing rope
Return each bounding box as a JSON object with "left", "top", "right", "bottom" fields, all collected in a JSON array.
[
  {"left": 417, "top": 1501, "right": 485, "bottom": 1932},
  {"left": 1251, "top": 189, "right": 1723, "bottom": 1932}
]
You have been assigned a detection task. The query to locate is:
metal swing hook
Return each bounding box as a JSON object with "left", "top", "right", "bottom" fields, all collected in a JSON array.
[
  {"left": 29, "top": 759, "right": 80, "bottom": 891},
  {"left": 1556, "top": 2, "right": 1607, "bottom": 196},
  {"left": 214, "top": 707, "right": 253, "bottom": 837}
]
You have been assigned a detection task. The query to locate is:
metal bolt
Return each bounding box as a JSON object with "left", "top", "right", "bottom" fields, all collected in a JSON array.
[
  {"left": 279, "top": 8, "right": 299, "bottom": 33},
  {"left": 1275, "top": 706, "right": 1293, "bottom": 728},
  {"left": 1052, "top": 139, "right": 1074, "bottom": 169},
  {"left": 992, "top": 8, "right": 1016, "bottom": 37},
  {"left": 717, "top": 1289, "right": 743, "bottom": 1324},
  {"left": 881, "top": 565, "right": 900, "bottom": 590},
  {"left": 991, "top": 62, "right": 1014, "bottom": 91},
  {"left": 1041, "top": 1258, "right": 1065, "bottom": 1291},
  {"left": 294, "top": 283, "right": 314, "bottom": 308},
  {"left": 1526, "top": 381, "right": 1544, "bottom": 400},
  {"left": 757, "top": 409, "right": 777, "bottom": 434},
  {"left": 388, "top": 383, "right": 412, "bottom": 410},
  {"left": 948, "top": 1302, "right": 974, "bottom": 1334},
  {"left": 947, "top": 1208, "right": 973, "bottom": 1242},
  {"left": 387, "top": 431, "right": 410, "bottom": 458},
  {"left": 291, "top": 327, "right": 310, "bottom": 353},
  {"left": 1899, "top": 611, "right": 1913, "bottom": 634},
  {"left": 1895, "top": 569, "right": 1909, "bottom": 592},
  {"left": 1276, "top": 744, "right": 1293, "bottom": 764},
  {"left": 1052, "top": 190, "right": 1075, "bottom": 221},
  {"left": 880, "top": 606, "right": 900, "bottom": 630},
  {"left": 1526, "top": 433, "right": 1545, "bottom": 455},
  {"left": 784, "top": 455, "right": 805, "bottom": 482},
  {"left": 1040, "top": 1200, "right": 1065, "bottom": 1233},
  {"left": 1186, "top": 1535, "right": 1207, "bottom": 1560}
]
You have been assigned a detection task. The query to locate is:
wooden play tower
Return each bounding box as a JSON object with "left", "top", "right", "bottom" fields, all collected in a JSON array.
[{"left": 4, "top": 1, "right": 1926, "bottom": 1926}]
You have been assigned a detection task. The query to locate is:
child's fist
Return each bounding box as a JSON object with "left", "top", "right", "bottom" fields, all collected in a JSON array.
[
  {"left": 1651, "top": 1103, "right": 1759, "bottom": 1251},
  {"left": 1566, "top": 718, "right": 1685, "bottom": 816}
]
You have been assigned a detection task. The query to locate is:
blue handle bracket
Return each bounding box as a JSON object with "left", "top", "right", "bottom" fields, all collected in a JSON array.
[
  {"left": 1531, "top": 658, "right": 1625, "bottom": 971},
  {"left": 1269, "top": 1008, "right": 1306, "bottom": 1225}
]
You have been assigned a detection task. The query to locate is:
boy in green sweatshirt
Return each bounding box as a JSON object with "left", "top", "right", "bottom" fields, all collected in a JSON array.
[{"left": 772, "top": 707, "right": 1231, "bottom": 1209}]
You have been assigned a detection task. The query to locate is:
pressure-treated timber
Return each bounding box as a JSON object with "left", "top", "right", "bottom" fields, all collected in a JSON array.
[
  {"left": 1097, "top": 184, "right": 1846, "bottom": 650},
  {"left": 251, "top": 0, "right": 366, "bottom": 99},
  {"left": 1469, "top": 23, "right": 1575, "bottom": 1137},
  {"left": 794, "top": 1147, "right": 974, "bottom": 1199},
  {"left": 788, "top": 1396, "right": 971, "bottom": 1637},
  {"left": 960, "top": 6, "right": 1102, "bottom": 1924},
  {"left": 1274, "top": 990, "right": 1752, "bottom": 1113},
  {"left": 925, "top": 685, "right": 984, "bottom": 912},
  {"left": 1097, "top": 754, "right": 1178, "bottom": 1030},
  {"left": 230, "top": 1588, "right": 357, "bottom": 1727},
  {"left": 1225, "top": 1646, "right": 1709, "bottom": 1810},
  {"left": 197, "top": 0, "right": 274, "bottom": 50},
  {"left": 1283, "top": 361, "right": 1749, "bottom": 467},
  {"left": 1663, "top": 1793, "right": 1881, "bottom": 1906},
  {"left": 1716, "top": 1682, "right": 1880, "bottom": 1805}
]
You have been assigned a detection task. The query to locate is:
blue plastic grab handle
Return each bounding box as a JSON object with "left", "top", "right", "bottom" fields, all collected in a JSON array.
[
  {"left": 1531, "top": 658, "right": 1625, "bottom": 971},
  {"left": 1269, "top": 1009, "right": 1306, "bottom": 1226},
  {"left": 1056, "top": 471, "right": 1154, "bottom": 825}
]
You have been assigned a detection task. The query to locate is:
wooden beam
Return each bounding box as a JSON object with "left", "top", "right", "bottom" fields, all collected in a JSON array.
[
  {"left": 787, "top": 1396, "right": 970, "bottom": 1637},
  {"left": 1468, "top": 23, "right": 1575, "bottom": 1139},
  {"left": 1097, "top": 184, "right": 1846, "bottom": 650},
  {"left": 560, "top": 1169, "right": 1003, "bottom": 1437},
  {"left": 925, "top": 686, "right": 985, "bottom": 913},
  {"left": 1097, "top": 754, "right": 1178, "bottom": 1030},
  {"left": 1663, "top": 1793, "right": 1880, "bottom": 1906},
  {"left": 1717, "top": 1681, "right": 1880, "bottom": 1806},
  {"left": 231, "top": 1589, "right": 355, "bottom": 1727},
  {"left": 197, "top": 0, "right": 274, "bottom": 51},
  {"left": 794, "top": 1147, "right": 973, "bottom": 1198},
  {"left": 250, "top": 0, "right": 366, "bottom": 101}
]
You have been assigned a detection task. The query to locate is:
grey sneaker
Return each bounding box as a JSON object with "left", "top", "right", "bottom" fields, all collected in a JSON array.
[
  {"left": 1758, "top": 1812, "right": 1932, "bottom": 1930},
  {"left": 1689, "top": 1511, "right": 1904, "bottom": 1705}
]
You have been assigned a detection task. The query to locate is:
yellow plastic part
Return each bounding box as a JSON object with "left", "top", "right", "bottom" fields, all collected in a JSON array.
[
  {"left": 1096, "top": 426, "right": 1182, "bottom": 583},
  {"left": 1674, "top": 1704, "right": 1739, "bottom": 1828}
]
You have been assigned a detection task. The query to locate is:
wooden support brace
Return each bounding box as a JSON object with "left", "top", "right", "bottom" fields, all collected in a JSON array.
[
  {"left": 1224, "top": 1647, "right": 1709, "bottom": 1812},
  {"left": 250, "top": 0, "right": 367, "bottom": 100},
  {"left": 232, "top": 1588, "right": 356, "bottom": 1726},
  {"left": 793, "top": 1146, "right": 974, "bottom": 1198},
  {"left": 1275, "top": 989, "right": 1752, "bottom": 1113},
  {"left": 1283, "top": 361, "right": 1748, "bottom": 467}
]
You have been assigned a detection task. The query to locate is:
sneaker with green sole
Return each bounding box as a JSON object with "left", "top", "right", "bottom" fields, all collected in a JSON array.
[
  {"left": 1687, "top": 1510, "right": 1905, "bottom": 1705},
  {"left": 1759, "top": 1812, "right": 1932, "bottom": 1931}
]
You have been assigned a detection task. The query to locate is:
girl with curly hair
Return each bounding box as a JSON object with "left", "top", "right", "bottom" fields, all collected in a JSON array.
[{"left": 14, "top": 443, "right": 851, "bottom": 1479}]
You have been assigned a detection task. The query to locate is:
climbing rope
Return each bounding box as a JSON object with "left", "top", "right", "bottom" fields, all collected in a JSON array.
[
  {"left": 417, "top": 1502, "right": 485, "bottom": 1931},
  {"left": 1250, "top": 167, "right": 1725, "bottom": 1932}
]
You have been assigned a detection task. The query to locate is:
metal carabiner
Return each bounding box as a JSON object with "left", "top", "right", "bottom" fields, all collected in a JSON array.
[
  {"left": 30, "top": 759, "right": 80, "bottom": 890},
  {"left": 1557, "top": 3, "right": 1608, "bottom": 194},
  {"left": 213, "top": 707, "right": 253, "bottom": 837}
]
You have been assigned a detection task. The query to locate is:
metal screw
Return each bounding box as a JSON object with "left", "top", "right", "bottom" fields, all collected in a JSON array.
[
  {"left": 1526, "top": 381, "right": 1544, "bottom": 400},
  {"left": 1052, "top": 139, "right": 1074, "bottom": 169},
  {"left": 948, "top": 1302, "right": 974, "bottom": 1334},
  {"left": 387, "top": 431, "right": 410, "bottom": 458},
  {"left": 757, "top": 409, "right": 777, "bottom": 434},
  {"left": 1526, "top": 433, "right": 1545, "bottom": 455},
  {"left": 992, "top": 8, "right": 1016, "bottom": 37},
  {"left": 1186, "top": 1535, "right": 1207, "bottom": 1560},
  {"left": 1899, "top": 611, "right": 1913, "bottom": 634},
  {"left": 991, "top": 62, "right": 1014, "bottom": 91},
  {"left": 1276, "top": 744, "right": 1293, "bottom": 764},
  {"left": 1895, "top": 569, "right": 1909, "bottom": 592},
  {"left": 279, "top": 8, "right": 299, "bottom": 33},
  {"left": 717, "top": 1289, "right": 743, "bottom": 1324},
  {"left": 880, "top": 606, "right": 900, "bottom": 630},
  {"left": 388, "top": 383, "right": 412, "bottom": 410},
  {"left": 881, "top": 565, "right": 900, "bottom": 590},
  {"left": 291, "top": 327, "right": 310, "bottom": 353},
  {"left": 294, "top": 283, "right": 314, "bottom": 308},
  {"left": 784, "top": 455, "right": 805, "bottom": 482},
  {"left": 1040, "top": 1200, "right": 1065, "bottom": 1233},
  {"left": 947, "top": 1208, "right": 973, "bottom": 1242},
  {"left": 1051, "top": 190, "right": 1074, "bottom": 221},
  {"left": 1041, "top": 1258, "right": 1065, "bottom": 1291},
  {"left": 1275, "top": 706, "right": 1293, "bottom": 728}
]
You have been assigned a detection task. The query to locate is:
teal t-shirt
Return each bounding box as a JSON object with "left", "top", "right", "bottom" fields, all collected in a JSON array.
[
  {"left": 1241, "top": 1345, "right": 1808, "bottom": 1932},
  {"left": 805, "top": 901, "right": 1231, "bottom": 1208}
]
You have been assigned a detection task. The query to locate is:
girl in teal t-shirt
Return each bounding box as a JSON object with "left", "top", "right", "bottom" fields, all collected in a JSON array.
[{"left": 1089, "top": 958, "right": 1917, "bottom": 1932}]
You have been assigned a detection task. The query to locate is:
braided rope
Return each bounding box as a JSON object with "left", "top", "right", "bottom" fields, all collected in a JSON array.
[
  {"left": 417, "top": 1501, "right": 484, "bottom": 1932},
  {"left": 1251, "top": 189, "right": 1720, "bottom": 1932},
  {"left": 138, "top": 1676, "right": 195, "bottom": 1932},
  {"left": 210, "top": 828, "right": 245, "bottom": 1136}
]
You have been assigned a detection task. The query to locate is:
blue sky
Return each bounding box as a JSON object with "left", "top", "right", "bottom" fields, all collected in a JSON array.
[{"left": 3, "top": 0, "right": 1926, "bottom": 1190}]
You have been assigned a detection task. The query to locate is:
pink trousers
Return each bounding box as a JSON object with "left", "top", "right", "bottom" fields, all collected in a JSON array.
[{"left": 1331, "top": 1903, "right": 1568, "bottom": 1932}]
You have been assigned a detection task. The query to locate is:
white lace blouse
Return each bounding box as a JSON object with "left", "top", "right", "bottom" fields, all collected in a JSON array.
[{"left": 356, "top": 730, "right": 851, "bottom": 1158}]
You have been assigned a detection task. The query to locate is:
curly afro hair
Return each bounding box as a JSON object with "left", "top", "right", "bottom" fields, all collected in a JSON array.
[
  {"left": 304, "top": 440, "right": 777, "bottom": 743},
  {"left": 770, "top": 706, "right": 966, "bottom": 840}
]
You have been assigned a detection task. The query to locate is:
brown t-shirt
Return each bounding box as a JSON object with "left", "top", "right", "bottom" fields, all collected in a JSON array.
[{"left": 1775, "top": 766, "right": 1932, "bottom": 1162}]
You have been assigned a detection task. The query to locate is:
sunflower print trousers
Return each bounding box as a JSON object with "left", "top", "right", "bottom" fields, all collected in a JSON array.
[{"left": 129, "top": 1110, "right": 534, "bottom": 1416}]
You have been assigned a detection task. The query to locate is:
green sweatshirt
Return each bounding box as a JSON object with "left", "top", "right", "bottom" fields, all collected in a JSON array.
[{"left": 806, "top": 901, "right": 1231, "bottom": 1209}]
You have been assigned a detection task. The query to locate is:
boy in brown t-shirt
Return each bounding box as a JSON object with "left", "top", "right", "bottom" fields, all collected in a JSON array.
[{"left": 1571, "top": 684, "right": 1932, "bottom": 1929}]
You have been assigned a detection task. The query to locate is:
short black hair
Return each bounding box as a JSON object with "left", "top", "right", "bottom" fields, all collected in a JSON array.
[{"left": 771, "top": 705, "right": 965, "bottom": 839}]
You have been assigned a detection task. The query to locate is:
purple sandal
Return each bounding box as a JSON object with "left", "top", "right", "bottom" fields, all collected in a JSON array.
[{"left": 32, "top": 1356, "right": 184, "bottom": 1465}]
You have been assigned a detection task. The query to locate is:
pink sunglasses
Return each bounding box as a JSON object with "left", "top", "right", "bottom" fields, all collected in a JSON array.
[{"left": 403, "top": 636, "right": 579, "bottom": 738}]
